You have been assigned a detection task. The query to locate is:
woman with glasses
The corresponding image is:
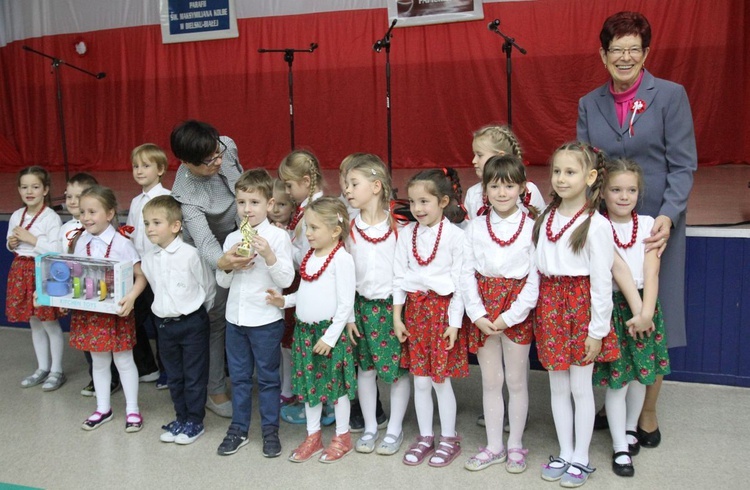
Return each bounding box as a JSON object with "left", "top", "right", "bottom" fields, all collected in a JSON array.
[{"left": 577, "top": 11, "right": 697, "bottom": 456}]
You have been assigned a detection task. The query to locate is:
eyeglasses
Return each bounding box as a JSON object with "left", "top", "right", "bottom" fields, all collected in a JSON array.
[
  {"left": 607, "top": 46, "right": 644, "bottom": 57},
  {"left": 199, "top": 139, "right": 227, "bottom": 165}
]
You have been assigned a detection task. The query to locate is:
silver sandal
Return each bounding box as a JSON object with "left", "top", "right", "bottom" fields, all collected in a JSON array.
[
  {"left": 376, "top": 432, "right": 404, "bottom": 456},
  {"left": 21, "top": 369, "right": 49, "bottom": 388},
  {"left": 42, "top": 371, "right": 67, "bottom": 392}
]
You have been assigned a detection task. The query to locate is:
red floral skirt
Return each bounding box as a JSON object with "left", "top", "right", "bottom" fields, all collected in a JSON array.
[
  {"left": 469, "top": 273, "right": 533, "bottom": 354},
  {"left": 534, "top": 274, "right": 619, "bottom": 371},
  {"left": 400, "top": 290, "right": 469, "bottom": 382},
  {"left": 5, "top": 256, "right": 59, "bottom": 323},
  {"left": 69, "top": 310, "right": 136, "bottom": 352}
]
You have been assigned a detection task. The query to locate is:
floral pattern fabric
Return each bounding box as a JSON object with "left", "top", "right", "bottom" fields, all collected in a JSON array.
[
  {"left": 400, "top": 290, "right": 469, "bottom": 383},
  {"left": 593, "top": 291, "right": 671, "bottom": 388},
  {"left": 352, "top": 294, "right": 408, "bottom": 384},
  {"left": 5, "top": 256, "right": 59, "bottom": 322},
  {"left": 69, "top": 310, "right": 135, "bottom": 352},
  {"left": 535, "top": 274, "right": 620, "bottom": 371},
  {"left": 291, "top": 317, "right": 357, "bottom": 408},
  {"left": 469, "top": 273, "right": 533, "bottom": 354}
]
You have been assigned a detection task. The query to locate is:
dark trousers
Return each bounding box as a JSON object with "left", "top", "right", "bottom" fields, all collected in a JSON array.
[
  {"left": 157, "top": 307, "right": 210, "bottom": 424},
  {"left": 132, "top": 284, "right": 162, "bottom": 376},
  {"left": 226, "top": 319, "right": 285, "bottom": 432}
]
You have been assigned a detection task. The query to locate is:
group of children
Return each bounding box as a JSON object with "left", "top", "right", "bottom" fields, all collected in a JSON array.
[{"left": 6, "top": 123, "right": 670, "bottom": 486}]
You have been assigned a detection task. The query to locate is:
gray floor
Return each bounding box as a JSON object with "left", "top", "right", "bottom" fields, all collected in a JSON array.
[{"left": 1, "top": 326, "right": 748, "bottom": 489}]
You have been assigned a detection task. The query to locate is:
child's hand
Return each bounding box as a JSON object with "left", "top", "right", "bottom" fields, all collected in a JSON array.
[
  {"left": 492, "top": 315, "right": 509, "bottom": 332},
  {"left": 265, "top": 289, "right": 285, "bottom": 308},
  {"left": 394, "top": 318, "right": 409, "bottom": 343},
  {"left": 59, "top": 307, "right": 69, "bottom": 316},
  {"left": 7, "top": 235, "right": 19, "bottom": 250},
  {"left": 118, "top": 293, "right": 136, "bottom": 317},
  {"left": 313, "top": 338, "right": 332, "bottom": 356},
  {"left": 443, "top": 326, "right": 459, "bottom": 350},
  {"left": 252, "top": 235, "right": 275, "bottom": 263},
  {"left": 474, "top": 317, "right": 498, "bottom": 336},
  {"left": 12, "top": 226, "right": 36, "bottom": 246},
  {"left": 346, "top": 322, "right": 360, "bottom": 345},
  {"left": 583, "top": 336, "right": 602, "bottom": 363},
  {"left": 626, "top": 313, "right": 655, "bottom": 339}
]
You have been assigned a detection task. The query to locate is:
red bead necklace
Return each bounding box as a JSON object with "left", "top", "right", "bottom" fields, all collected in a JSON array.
[
  {"left": 355, "top": 221, "right": 392, "bottom": 244},
  {"left": 412, "top": 220, "right": 443, "bottom": 266},
  {"left": 20, "top": 204, "right": 46, "bottom": 230},
  {"left": 545, "top": 204, "right": 587, "bottom": 243},
  {"left": 300, "top": 241, "right": 343, "bottom": 282},
  {"left": 86, "top": 236, "right": 114, "bottom": 258},
  {"left": 287, "top": 206, "right": 304, "bottom": 231},
  {"left": 486, "top": 211, "right": 526, "bottom": 247},
  {"left": 603, "top": 210, "right": 639, "bottom": 249}
]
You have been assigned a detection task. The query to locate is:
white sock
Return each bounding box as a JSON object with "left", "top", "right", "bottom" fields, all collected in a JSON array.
[
  {"left": 501, "top": 334, "right": 530, "bottom": 449},
  {"left": 280, "top": 347, "right": 293, "bottom": 398},
  {"left": 433, "top": 378, "right": 457, "bottom": 437},
  {"left": 91, "top": 352, "right": 113, "bottom": 414},
  {"left": 626, "top": 380, "right": 646, "bottom": 434},
  {"left": 384, "top": 376, "right": 410, "bottom": 442},
  {"left": 413, "top": 375, "right": 434, "bottom": 437},
  {"left": 477, "top": 335, "right": 505, "bottom": 454},
  {"left": 334, "top": 395, "right": 351, "bottom": 435},
  {"left": 305, "top": 402, "right": 323, "bottom": 435},
  {"left": 113, "top": 350, "right": 139, "bottom": 414},
  {"left": 569, "top": 364, "right": 595, "bottom": 466},
  {"left": 548, "top": 370, "right": 573, "bottom": 462},
  {"left": 42, "top": 320, "right": 64, "bottom": 373},
  {"left": 357, "top": 368, "right": 378, "bottom": 435},
  {"left": 605, "top": 384, "right": 629, "bottom": 453},
  {"left": 28, "top": 317, "right": 51, "bottom": 372}
]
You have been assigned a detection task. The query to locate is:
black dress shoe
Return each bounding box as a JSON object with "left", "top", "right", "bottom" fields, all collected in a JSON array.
[
  {"left": 637, "top": 426, "right": 661, "bottom": 448},
  {"left": 593, "top": 410, "right": 609, "bottom": 430},
  {"left": 626, "top": 430, "right": 641, "bottom": 455},
  {"left": 612, "top": 451, "right": 635, "bottom": 477}
]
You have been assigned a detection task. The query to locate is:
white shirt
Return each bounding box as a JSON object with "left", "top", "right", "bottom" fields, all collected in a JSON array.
[
  {"left": 126, "top": 183, "right": 171, "bottom": 257},
  {"left": 6, "top": 206, "right": 61, "bottom": 256},
  {"left": 284, "top": 247, "right": 355, "bottom": 347},
  {"left": 217, "top": 219, "right": 294, "bottom": 327},
  {"left": 461, "top": 208, "right": 539, "bottom": 325},
  {"left": 611, "top": 214, "right": 655, "bottom": 291},
  {"left": 347, "top": 212, "right": 397, "bottom": 301},
  {"left": 74, "top": 225, "right": 140, "bottom": 264},
  {"left": 60, "top": 218, "right": 83, "bottom": 253},
  {"left": 534, "top": 210, "right": 614, "bottom": 339},
  {"left": 141, "top": 236, "right": 215, "bottom": 318},
  {"left": 393, "top": 217, "right": 465, "bottom": 327},
  {"left": 464, "top": 181, "right": 547, "bottom": 219},
  {"left": 291, "top": 191, "right": 324, "bottom": 268}
]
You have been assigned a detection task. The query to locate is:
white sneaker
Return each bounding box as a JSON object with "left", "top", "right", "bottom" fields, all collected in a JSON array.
[
  {"left": 206, "top": 397, "right": 233, "bottom": 418},
  {"left": 139, "top": 371, "right": 160, "bottom": 383},
  {"left": 175, "top": 422, "right": 205, "bottom": 445}
]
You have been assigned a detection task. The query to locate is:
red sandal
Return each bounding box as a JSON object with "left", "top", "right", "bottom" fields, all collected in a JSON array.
[
  {"left": 319, "top": 431, "right": 353, "bottom": 463},
  {"left": 428, "top": 434, "right": 462, "bottom": 467},
  {"left": 402, "top": 435, "right": 435, "bottom": 466}
]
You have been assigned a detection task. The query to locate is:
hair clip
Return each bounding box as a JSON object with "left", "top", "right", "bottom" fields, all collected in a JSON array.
[
  {"left": 337, "top": 212, "right": 343, "bottom": 223},
  {"left": 371, "top": 168, "right": 377, "bottom": 175}
]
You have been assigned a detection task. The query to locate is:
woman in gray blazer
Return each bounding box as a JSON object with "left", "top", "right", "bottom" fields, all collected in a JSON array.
[{"left": 577, "top": 11, "right": 697, "bottom": 449}]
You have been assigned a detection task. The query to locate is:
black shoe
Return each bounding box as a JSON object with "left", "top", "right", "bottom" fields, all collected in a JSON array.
[
  {"left": 262, "top": 426, "right": 282, "bottom": 458},
  {"left": 625, "top": 430, "right": 641, "bottom": 455},
  {"left": 593, "top": 410, "right": 609, "bottom": 430},
  {"left": 637, "top": 426, "right": 661, "bottom": 448},
  {"left": 217, "top": 425, "right": 249, "bottom": 456},
  {"left": 350, "top": 407, "right": 388, "bottom": 433},
  {"left": 612, "top": 451, "right": 634, "bottom": 477}
]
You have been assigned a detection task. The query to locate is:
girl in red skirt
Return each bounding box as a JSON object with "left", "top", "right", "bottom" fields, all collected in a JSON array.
[
  {"left": 461, "top": 155, "right": 540, "bottom": 473},
  {"left": 68, "top": 186, "right": 147, "bottom": 432},
  {"left": 393, "top": 169, "right": 468, "bottom": 468},
  {"left": 532, "top": 142, "right": 620, "bottom": 487},
  {"left": 6, "top": 166, "right": 64, "bottom": 391}
]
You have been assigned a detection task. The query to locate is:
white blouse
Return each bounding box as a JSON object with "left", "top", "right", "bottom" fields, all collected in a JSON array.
[
  {"left": 284, "top": 247, "right": 356, "bottom": 348},
  {"left": 534, "top": 210, "right": 614, "bottom": 340},
  {"left": 464, "top": 181, "right": 547, "bottom": 220},
  {"left": 393, "top": 217, "right": 465, "bottom": 327},
  {"left": 126, "top": 183, "right": 171, "bottom": 257},
  {"left": 346, "top": 212, "right": 398, "bottom": 301},
  {"left": 6, "top": 206, "right": 62, "bottom": 256},
  {"left": 611, "top": 214, "right": 655, "bottom": 291},
  {"left": 461, "top": 208, "right": 538, "bottom": 325}
]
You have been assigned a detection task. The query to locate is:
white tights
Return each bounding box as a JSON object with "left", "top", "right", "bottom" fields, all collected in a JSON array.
[
  {"left": 29, "top": 317, "right": 64, "bottom": 373},
  {"left": 476, "top": 333, "right": 530, "bottom": 453},
  {"left": 548, "top": 364, "right": 595, "bottom": 466},
  {"left": 413, "top": 375, "right": 456, "bottom": 438},
  {"left": 305, "top": 395, "right": 351, "bottom": 436},
  {"left": 605, "top": 380, "right": 647, "bottom": 453},
  {"left": 91, "top": 350, "right": 139, "bottom": 415},
  {"left": 357, "top": 368, "right": 410, "bottom": 441},
  {"left": 280, "top": 347, "right": 293, "bottom": 398}
]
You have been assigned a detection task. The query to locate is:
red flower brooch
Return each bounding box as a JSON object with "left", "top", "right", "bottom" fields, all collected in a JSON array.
[{"left": 629, "top": 99, "right": 647, "bottom": 137}]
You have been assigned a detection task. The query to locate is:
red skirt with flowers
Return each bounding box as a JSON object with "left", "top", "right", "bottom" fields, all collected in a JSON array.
[
  {"left": 69, "top": 310, "right": 136, "bottom": 352},
  {"left": 469, "top": 273, "right": 533, "bottom": 354},
  {"left": 400, "top": 290, "right": 469, "bottom": 383},
  {"left": 281, "top": 273, "right": 301, "bottom": 349},
  {"left": 534, "top": 274, "right": 619, "bottom": 371},
  {"left": 5, "top": 256, "right": 59, "bottom": 323}
]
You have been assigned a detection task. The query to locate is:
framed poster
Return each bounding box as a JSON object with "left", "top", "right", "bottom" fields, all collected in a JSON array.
[
  {"left": 160, "top": 0, "right": 239, "bottom": 44},
  {"left": 388, "top": 0, "right": 484, "bottom": 28}
]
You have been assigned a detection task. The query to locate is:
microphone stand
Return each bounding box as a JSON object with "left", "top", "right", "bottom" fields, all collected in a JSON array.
[
  {"left": 374, "top": 19, "right": 397, "bottom": 186},
  {"left": 488, "top": 20, "right": 526, "bottom": 128},
  {"left": 22, "top": 45, "right": 106, "bottom": 184},
  {"left": 258, "top": 43, "right": 318, "bottom": 151}
]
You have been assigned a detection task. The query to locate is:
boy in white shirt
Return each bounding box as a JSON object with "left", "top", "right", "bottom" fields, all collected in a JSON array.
[
  {"left": 127, "top": 144, "right": 172, "bottom": 387},
  {"left": 215, "top": 169, "right": 294, "bottom": 458},
  {"left": 140, "top": 195, "right": 215, "bottom": 445}
]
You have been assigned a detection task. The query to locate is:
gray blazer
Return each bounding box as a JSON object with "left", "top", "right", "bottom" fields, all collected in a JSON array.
[{"left": 577, "top": 69, "right": 697, "bottom": 348}]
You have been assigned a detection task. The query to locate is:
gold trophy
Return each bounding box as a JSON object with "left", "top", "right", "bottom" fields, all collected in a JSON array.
[{"left": 236, "top": 216, "right": 257, "bottom": 257}]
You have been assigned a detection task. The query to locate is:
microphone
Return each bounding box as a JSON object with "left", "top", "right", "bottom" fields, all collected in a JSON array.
[
  {"left": 96, "top": 72, "right": 106, "bottom": 79},
  {"left": 488, "top": 19, "right": 500, "bottom": 31},
  {"left": 390, "top": 18, "right": 398, "bottom": 28},
  {"left": 373, "top": 40, "right": 383, "bottom": 53}
]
